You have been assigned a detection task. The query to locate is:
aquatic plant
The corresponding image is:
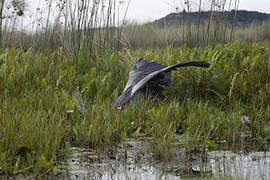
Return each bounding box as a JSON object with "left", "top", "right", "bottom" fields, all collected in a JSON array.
[{"left": 0, "top": 41, "right": 269, "bottom": 175}]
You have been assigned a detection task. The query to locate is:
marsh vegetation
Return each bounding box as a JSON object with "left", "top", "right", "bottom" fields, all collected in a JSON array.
[{"left": 0, "top": 0, "right": 269, "bottom": 179}]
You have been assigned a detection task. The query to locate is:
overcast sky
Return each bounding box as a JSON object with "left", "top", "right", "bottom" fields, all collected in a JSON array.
[{"left": 3, "top": 0, "right": 270, "bottom": 30}]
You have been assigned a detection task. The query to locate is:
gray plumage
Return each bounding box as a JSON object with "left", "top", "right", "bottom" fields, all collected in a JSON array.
[{"left": 113, "top": 58, "right": 210, "bottom": 108}]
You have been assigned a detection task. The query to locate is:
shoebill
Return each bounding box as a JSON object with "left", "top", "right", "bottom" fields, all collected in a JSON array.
[{"left": 113, "top": 58, "right": 210, "bottom": 108}]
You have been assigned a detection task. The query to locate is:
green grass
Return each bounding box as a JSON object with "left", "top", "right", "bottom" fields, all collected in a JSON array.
[{"left": 0, "top": 41, "right": 269, "bottom": 175}]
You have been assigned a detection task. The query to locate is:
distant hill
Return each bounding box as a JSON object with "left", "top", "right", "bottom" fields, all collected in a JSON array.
[{"left": 155, "top": 10, "right": 270, "bottom": 26}]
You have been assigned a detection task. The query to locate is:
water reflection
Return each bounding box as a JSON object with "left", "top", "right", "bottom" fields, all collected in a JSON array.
[
  {"left": 59, "top": 140, "right": 270, "bottom": 180},
  {"left": 208, "top": 151, "right": 270, "bottom": 179}
]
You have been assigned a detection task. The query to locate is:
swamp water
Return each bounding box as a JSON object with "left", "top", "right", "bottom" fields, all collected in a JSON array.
[{"left": 57, "top": 139, "right": 270, "bottom": 180}]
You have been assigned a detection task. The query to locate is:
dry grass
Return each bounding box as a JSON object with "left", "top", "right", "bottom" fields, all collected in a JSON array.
[{"left": 1, "top": 0, "right": 269, "bottom": 53}]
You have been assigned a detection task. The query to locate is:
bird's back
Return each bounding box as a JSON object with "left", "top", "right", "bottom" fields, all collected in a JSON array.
[
  {"left": 114, "top": 58, "right": 164, "bottom": 107},
  {"left": 125, "top": 58, "right": 171, "bottom": 94}
]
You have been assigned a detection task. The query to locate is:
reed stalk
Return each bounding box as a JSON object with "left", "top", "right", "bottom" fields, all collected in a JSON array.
[{"left": 0, "top": 0, "right": 5, "bottom": 48}]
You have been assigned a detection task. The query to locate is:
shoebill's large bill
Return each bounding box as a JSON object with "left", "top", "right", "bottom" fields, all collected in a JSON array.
[{"left": 113, "top": 58, "right": 210, "bottom": 108}]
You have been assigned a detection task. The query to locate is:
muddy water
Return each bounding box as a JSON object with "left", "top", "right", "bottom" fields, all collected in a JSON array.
[{"left": 58, "top": 139, "right": 270, "bottom": 180}]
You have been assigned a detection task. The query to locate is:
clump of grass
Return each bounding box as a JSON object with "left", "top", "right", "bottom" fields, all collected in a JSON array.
[{"left": 0, "top": 41, "right": 269, "bottom": 175}]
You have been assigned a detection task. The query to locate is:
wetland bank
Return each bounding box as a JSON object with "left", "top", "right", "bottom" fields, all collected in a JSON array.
[
  {"left": 1, "top": 42, "right": 270, "bottom": 179},
  {"left": 0, "top": 0, "right": 270, "bottom": 179}
]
